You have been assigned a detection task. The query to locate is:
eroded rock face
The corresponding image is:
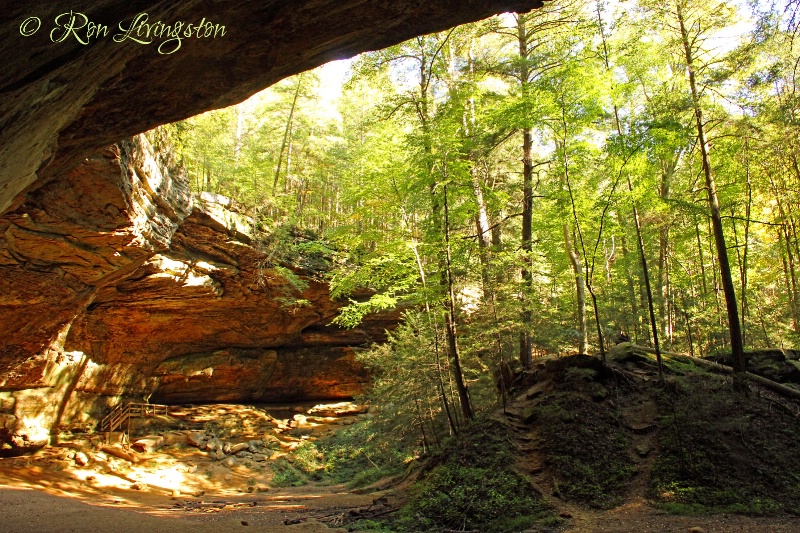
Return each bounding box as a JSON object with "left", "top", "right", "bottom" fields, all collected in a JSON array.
[
  {"left": 0, "top": 0, "right": 543, "bottom": 214},
  {"left": 0, "top": 134, "right": 395, "bottom": 455}
]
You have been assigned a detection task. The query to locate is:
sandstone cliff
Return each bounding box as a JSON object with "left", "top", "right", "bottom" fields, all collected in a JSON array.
[{"left": 0, "top": 133, "right": 394, "bottom": 455}]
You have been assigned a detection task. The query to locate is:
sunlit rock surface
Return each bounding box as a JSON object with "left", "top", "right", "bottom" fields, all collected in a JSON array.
[{"left": 0, "top": 134, "right": 395, "bottom": 455}]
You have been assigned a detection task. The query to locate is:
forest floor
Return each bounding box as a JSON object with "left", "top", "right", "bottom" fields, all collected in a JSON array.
[
  {"left": 1, "top": 362, "right": 799, "bottom": 532},
  {"left": 0, "top": 402, "right": 387, "bottom": 532}
]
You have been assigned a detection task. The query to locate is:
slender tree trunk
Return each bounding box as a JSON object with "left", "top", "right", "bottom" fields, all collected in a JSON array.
[
  {"left": 681, "top": 290, "right": 696, "bottom": 357},
  {"left": 272, "top": 79, "right": 302, "bottom": 194},
  {"left": 658, "top": 161, "right": 675, "bottom": 346},
  {"left": 618, "top": 225, "right": 641, "bottom": 342},
  {"left": 443, "top": 184, "right": 474, "bottom": 420},
  {"left": 737, "top": 154, "right": 751, "bottom": 346},
  {"left": 677, "top": 0, "right": 745, "bottom": 373},
  {"left": 471, "top": 167, "right": 495, "bottom": 299},
  {"left": 518, "top": 15, "right": 534, "bottom": 368},
  {"left": 783, "top": 225, "right": 800, "bottom": 331},
  {"left": 694, "top": 215, "right": 708, "bottom": 297},
  {"left": 564, "top": 223, "right": 588, "bottom": 354},
  {"left": 628, "top": 177, "right": 663, "bottom": 379}
]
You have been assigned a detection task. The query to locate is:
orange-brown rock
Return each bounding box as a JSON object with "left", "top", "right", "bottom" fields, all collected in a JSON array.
[{"left": 0, "top": 134, "right": 395, "bottom": 455}]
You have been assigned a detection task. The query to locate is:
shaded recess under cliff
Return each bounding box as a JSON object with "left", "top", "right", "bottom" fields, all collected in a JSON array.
[
  {"left": 0, "top": 133, "right": 397, "bottom": 454},
  {"left": 0, "top": 0, "right": 543, "bottom": 214}
]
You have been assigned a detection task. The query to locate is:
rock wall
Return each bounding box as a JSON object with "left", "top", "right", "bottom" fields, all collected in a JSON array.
[{"left": 0, "top": 133, "right": 394, "bottom": 455}]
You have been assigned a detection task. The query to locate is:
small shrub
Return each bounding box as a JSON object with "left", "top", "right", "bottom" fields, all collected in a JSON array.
[
  {"left": 393, "top": 419, "right": 552, "bottom": 532},
  {"left": 270, "top": 458, "right": 307, "bottom": 487}
]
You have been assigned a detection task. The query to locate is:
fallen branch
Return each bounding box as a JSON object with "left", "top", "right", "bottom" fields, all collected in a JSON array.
[
  {"left": 100, "top": 445, "right": 140, "bottom": 463},
  {"left": 630, "top": 344, "right": 800, "bottom": 402}
]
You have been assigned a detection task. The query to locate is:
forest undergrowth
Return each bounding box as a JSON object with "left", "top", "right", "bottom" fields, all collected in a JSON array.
[{"left": 286, "top": 351, "right": 800, "bottom": 532}]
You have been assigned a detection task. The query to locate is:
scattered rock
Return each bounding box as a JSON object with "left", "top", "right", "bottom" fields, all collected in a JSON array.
[
  {"left": 48, "top": 460, "right": 71, "bottom": 472},
  {"left": 132, "top": 435, "right": 165, "bottom": 453},
  {"left": 635, "top": 443, "right": 651, "bottom": 457},
  {"left": 161, "top": 432, "right": 186, "bottom": 446},
  {"left": 61, "top": 450, "right": 76, "bottom": 461},
  {"left": 688, "top": 528, "right": 705, "bottom": 533},
  {"left": 307, "top": 402, "right": 364, "bottom": 417},
  {"left": 205, "top": 438, "right": 223, "bottom": 452},
  {"left": 131, "top": 482, "right": 148, "bottom": 491},
  {"left": 73, "top": 452, "right": 89, "bottom": 466},
  {"left": 261, "top": 434, "right": 281, "bottom": 446},
  {"left": 187, "top": 431, "right": 207, "bottom": 447},
  {"left": 223, "top": 457, "right": 237, "bottom": 468},
  {"left": 231, "top": 442, "right": 249, "bottom": 454}
]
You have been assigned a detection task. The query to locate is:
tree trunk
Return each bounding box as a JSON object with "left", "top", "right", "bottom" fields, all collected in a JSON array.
[
  {"left": 658, "top": 160, "right": 675, "bottom": 346},
  {"left": 443, "top": 185, "right": 474, "bottom": 420},
  {"left": 564, "top": 223, "right": 588, "bottom": 354},
  {"left": 629, "top": 177, "right": 663, "bottom": 379},
  {"left": 676, "top": 0, "right": 745, "bottom": 373},
  {"left": 518, "top": 15, "right": 534, "bottom": 368},
  {"left": 740, "top": 139, "right": 751, "bottom": 346},
  {"left": 272, "top": 79, "right": 302, "bottom": 194}
]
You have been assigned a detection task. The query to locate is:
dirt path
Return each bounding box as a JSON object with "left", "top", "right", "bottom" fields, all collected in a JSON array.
[
  {"left": 0, "top": 482, "right": 381, "bottom": 532},
  {"left": 3, "top": 480, "right": 797, "bottom": 533},
  {"left": 560, "top": 498, "right": 799, "bottom": 532},
  {"left": 2, "top": 400, "right": 797, "bottom": 532},
  {"left": 0, "top": 402, "right": 390, "bottom": 532}
]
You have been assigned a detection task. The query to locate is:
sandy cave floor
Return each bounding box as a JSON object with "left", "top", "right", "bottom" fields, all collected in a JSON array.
[{"left": 0, "top": 402, "right": 798, "bottom": 533}]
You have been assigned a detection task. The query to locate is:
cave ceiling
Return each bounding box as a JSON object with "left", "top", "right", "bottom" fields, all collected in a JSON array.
[{"left": 0, "top": 0, "right": 543, "bottom": 214}]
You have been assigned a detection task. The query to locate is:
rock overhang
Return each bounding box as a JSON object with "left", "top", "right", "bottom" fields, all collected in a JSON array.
[{"left": 0, "top": 0, "right": 544, "bottom": 214}]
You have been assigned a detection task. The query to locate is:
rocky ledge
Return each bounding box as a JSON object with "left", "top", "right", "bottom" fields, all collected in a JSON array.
[{"left": 0, "top": 133, "right": 396, "bottom": 455}]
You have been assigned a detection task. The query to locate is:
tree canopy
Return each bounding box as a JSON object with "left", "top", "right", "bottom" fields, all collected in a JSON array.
[{"left": 171, "top": 0, "right": 800, "bottom": 427}]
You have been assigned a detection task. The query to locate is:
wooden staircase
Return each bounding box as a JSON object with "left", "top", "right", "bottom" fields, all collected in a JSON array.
[{"left": 99, "top": 402, "right": 170, "bottom": 436}]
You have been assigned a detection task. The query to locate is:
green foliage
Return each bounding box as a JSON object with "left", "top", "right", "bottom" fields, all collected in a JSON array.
[
  {"left": 270, "top": 458, "right": 308, "bottom": 487},
  {"left": 300, "top": 418, "right": 410, "bottom": 488},
  {"left": 394, "top": 420, "right": 553, "bottom": 533},
  {"left": 167, "top": 0, "right": 800, "bottom": 358},
  {"left": 166, "top": 6, "right": 800, "bottom": 522},
  {"left": 289, "top": 441, "right": 325, "bottom": 475}
]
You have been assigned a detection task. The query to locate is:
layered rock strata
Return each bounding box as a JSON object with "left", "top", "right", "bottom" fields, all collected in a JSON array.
[{"left": 0, "top": 134, "right": 392, "bottom": 455}]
